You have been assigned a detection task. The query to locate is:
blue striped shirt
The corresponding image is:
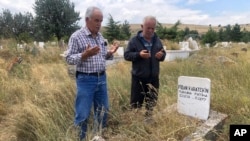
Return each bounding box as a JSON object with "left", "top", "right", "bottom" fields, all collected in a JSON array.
[
  {"left": 66, "top": 27, "right": 108, "bottom": 73},
  {"left": 140, "top": 32, "right": 152, "bottom": 52}
]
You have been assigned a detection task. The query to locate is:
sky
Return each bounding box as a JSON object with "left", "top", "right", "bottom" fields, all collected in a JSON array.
[{"left": 0, "top": 0, "right": 250, "bottom": 26}]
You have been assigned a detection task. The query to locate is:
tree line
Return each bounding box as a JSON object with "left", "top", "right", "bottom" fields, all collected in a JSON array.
[
  {"left": 0, "top": 0, "right": 249, "bottom": 46},
  {"left": 156, "top": 21, "right": 250, "bottom": 45},
  {"left": 201, "top": 24, "right": 250, "bottom": 46},
  {"left": 0, "top": 0, "right": 80, "bottom": 44}
]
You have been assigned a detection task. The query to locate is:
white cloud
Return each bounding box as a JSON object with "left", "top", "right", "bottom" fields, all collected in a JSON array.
[
  {"left": 187, "top": 0, "right": 201, "bottom": 4},
  {"left": 0, "top": 0, "right": 34, "bottom": 14},
  {"left": 187, "top": 0, "right": 216, "bottom": 5},
  {"left": 0, "top": 0, "right": 249, "bottom": 26}
]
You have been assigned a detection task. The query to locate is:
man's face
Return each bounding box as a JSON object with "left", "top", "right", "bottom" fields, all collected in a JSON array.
[
  {"left": 86, "top": 9, "right": 103, "bottom": 34},
  {"left": 141, "top": 20, "right": 156, "bottom": 40}
]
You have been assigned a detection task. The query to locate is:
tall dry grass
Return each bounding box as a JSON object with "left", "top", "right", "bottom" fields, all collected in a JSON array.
[
  {"left": 1, "top": 41, "right": 250, "bottom": 141},
  {"left": 0, "top": 44, "right": 76, "bottom": 141}
]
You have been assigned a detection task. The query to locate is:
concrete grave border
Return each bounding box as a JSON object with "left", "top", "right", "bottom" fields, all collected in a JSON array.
[{"left": 160, "top": 104, "right": 228, "bottom": 141}]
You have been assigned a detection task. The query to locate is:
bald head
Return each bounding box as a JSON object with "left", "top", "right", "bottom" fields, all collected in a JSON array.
[
  {"left": 141, "top": 16, "right": 157, "bottom": 40},
  {"left": 143, "top": 16, "right": 157, "bottom": 26}
]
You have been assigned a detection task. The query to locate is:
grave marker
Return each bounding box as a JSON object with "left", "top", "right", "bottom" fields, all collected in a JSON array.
[
  {"left": 177, "top": 76, "right": 211, "bottom": 120},
  {"left": 116, "top": 47, "right": 124, "bottom": 56},
  {"left": 39, "top": 42, "right": 44, "bottom": 48}
]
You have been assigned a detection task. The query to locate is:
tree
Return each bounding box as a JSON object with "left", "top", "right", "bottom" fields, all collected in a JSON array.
[
  {"left": 103, "top": 14, "right": 121, "bottom": 42},
  {"left": 241, "top": 28, "right": 250, "bottom": 43},
  {"left": 223, "top": 24, "right": 232, "bottom": 41},
  {"left": 217, "top": 28, "right": 224, "bottom": 42},
  {"left": 0, "top": 9, "right": 34, "bottom": 42},
  {"left": 181, "top": 27, "right": 199, "bottom": 40},
  {"left": 0, "top": 9, "right": 14, "bottom": 38},
  {"left": 155, "top": 22, "right": 166, "bottom": 39},
  {"left": 184, "top": 27, "right": 190, "bottom": 36},
  {"left": 120, "top": 20, "right": 131, "bottom": 40},
  {"left": 103, "top": 15, "right": 131, "bottom": 42},
  {"left": 201, "top": 27, "right": 218, "bottom": 45},
  {"left": 156, "top": 20, "right": 181, "bottom": 41},
  {"left": 33, "top": 0, "right": 80, "bottom": 42},
  {"left": 176, "top": 30, "right": 185, "bottom": 41},
  {"left": 231, "top": 23, "right": 241, "bottom": 42},
  {"left": 12, "top": 12, "right": 34, "bottom": 43}
]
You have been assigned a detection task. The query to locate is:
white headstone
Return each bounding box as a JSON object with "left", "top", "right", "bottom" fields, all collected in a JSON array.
[
  {"left": 116, "top": 47, "right": 124, "bottom": 56},
  {"left": 205, "top": 43, "right": 210, "bottom": 48},
  {"left": 177, "top": 76, "right": 211, "bottom": 120},
  {"left": 124, "top": 40, "right": 129, "bottom": 45},
  {"left": 179, "top": 41, "right": 190, "bottom": 50},
  {"left": 51, "top": 41, "right": 57, "bottom": 46},
  {"left": 164, "top": 50, "right": 190, "bottom": 61},
  {"left": 39, "top": 42, "right": 44, "bottom": 48}
]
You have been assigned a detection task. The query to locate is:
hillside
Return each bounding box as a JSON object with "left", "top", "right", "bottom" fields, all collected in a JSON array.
[
  {"left": 102, "top": 23, "right": 250, "bottom": 35},
  {"left": 130, "top": 23, "right": 250, "bottom": 34}
]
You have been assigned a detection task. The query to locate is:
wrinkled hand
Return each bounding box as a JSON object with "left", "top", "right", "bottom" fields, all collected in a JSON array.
[
  {"left": 140, "top": 50, "right": 151, "bottom": 59},
  {"left": 155, "top": 49, "right": 164, "bottom": 59},
  {"left": 109, "top": 40, "right": 120, "bottom": 53},
  {"left": 81, "top": 44, "right": 100, "bottom": 60}
]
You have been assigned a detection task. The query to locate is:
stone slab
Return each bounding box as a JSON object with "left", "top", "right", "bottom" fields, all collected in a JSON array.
[
  {"left": 177, "top": 76, "right": 211, "bottom": 120},
  {"left": 183, "top": 110, "right": 228, "bottom": 141},
  {"left": 160, "top": 104, "right": 228, "bottom": 141}
]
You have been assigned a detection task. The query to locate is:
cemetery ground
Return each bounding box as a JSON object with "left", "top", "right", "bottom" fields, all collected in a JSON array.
[{"left": 1, "top": 40, "right": 250, "bottom": 141}]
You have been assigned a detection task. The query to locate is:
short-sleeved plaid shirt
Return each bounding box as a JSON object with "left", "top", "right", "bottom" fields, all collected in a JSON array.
[{"left": 66, "top": 27, "right": 107, "bottom": 73}]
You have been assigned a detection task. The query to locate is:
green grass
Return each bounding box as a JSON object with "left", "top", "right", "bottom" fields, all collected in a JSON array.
[{"left": 0, "top": 41, "right": 250, "bottom": 140}]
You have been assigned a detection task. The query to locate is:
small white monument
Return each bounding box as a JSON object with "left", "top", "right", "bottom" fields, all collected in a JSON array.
[
  {"left": 179, "top": 41, "right": 190, "bottom": 50},
  {"left": 116, "top": 47, "right": 124, "bottom": 56},
  {"left": 177, "top": 76, "right": 211, "bottom": 120},
  {"left": 39, "top": 42, "right": 44, "bottom": 48}
]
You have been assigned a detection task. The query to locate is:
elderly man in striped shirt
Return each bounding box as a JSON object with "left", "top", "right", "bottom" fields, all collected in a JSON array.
[{"left": 66, "top": 6, "right": 119, "bottom": 140}]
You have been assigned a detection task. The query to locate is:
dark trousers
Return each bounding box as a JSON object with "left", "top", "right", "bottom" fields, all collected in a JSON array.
[{"left": 130, "top": 75, "right": 159, "bottom": 111}]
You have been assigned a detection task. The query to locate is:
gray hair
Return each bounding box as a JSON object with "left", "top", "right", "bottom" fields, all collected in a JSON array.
[
  {"left": 143, "top": 16, "right": 157, "bottom": 24},
  {"left": 85, "top": 6, "right": 102, "bottom": 18}
]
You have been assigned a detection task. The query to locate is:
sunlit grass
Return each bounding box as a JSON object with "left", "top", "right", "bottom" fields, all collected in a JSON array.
[{"left": 0, "top": 42, "right": 250, "bottom": 140}]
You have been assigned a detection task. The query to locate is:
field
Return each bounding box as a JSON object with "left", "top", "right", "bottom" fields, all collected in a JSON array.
[
  {"left": 1, "top": 39, "right": 250, "bottom": 141},
  {"left": 103, "top": 23, "right": 250, "bottom": 35}
]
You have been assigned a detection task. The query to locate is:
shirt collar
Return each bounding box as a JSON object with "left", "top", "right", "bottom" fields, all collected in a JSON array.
[
  {"left": 83, "top": 27, "right": 101, "bottom": 37},
  {"left": 140, "top": 32, "right": 152, "bottom": 43}
]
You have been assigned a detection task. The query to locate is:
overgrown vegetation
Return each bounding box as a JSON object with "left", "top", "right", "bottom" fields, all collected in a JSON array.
[{"left": 1, "top": 40, "right": 250, "bottom": 140}]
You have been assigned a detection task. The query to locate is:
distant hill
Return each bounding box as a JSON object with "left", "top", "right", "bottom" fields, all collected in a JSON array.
[
  {"left": 129, "top": 23, "right": 212, "bottom": 34},
  {"left": 102, "top": 23, "right": 250, "bottom": 35},
  {"left": 129, "top": 23, "right": 250, "bottom": 34}
]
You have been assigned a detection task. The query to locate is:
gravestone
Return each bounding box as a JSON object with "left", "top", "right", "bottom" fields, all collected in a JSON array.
[
  {"left": 187, "top": 37, "right": 200, "bottom": 50},
  {"left": 179, "top": 41, "right": 190, "bottom": 50},
  {"left": 160, "top": 76, "right": 227, "bottom": 140},
  {"left": 116, "top": 47, "right": 124, "bottom": 56},
  {"left": 39, "top": 42, "right": 44, "bottom": 48},
  {"left": 34, "top": 41, "right": 37, "bottom": 46},
  {"left": 177, "top": 76, "right": 211, "bottom": 120}
]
